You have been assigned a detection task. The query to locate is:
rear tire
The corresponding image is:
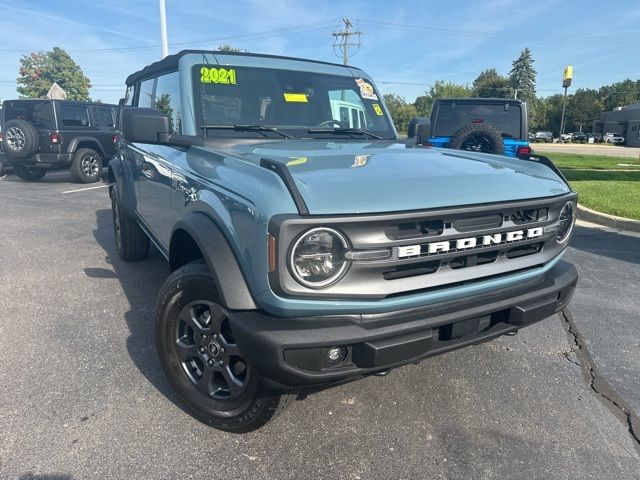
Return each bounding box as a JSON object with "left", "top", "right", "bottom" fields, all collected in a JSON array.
[
  {"left": 2, "top": 119, "right": 39, "bottom": 159},
  {"left": 110, "top": 188, "right": 149, "bottom": 261},
  {"left": 13, "top": 164, "right": 46, "bottom": 181},
  {"left": 155, "top": 260, "right": 296, "bottom": 433},
  {"left": 447, "top": 124, "right": 505, "bottom": 155},
  {"left": 71, "top": 148, "right": 102, "bottom": 183}
]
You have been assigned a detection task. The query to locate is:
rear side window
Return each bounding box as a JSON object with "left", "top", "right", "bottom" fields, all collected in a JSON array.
[
  {"left": 434, "top": 103, "right": 522, "bottom": 138},
  {"left": 92, "top": 107, "right": 114, "bottom": 127},
  {"left": 3, "top": 101, "right": 54, "bottom": 129},
  {"left": 60, "top": 105, "right": 90, "bottom": 127}
]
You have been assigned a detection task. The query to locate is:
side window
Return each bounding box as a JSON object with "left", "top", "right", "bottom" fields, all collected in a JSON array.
[
  {"left": 136, "top": 73, "right": 182, "bottom": 134},
  {"left": 60, "top": 104, "right": 90, "bottom": 128},
  {"left": 92, "top": 107, "right": 114, "bottom": 127},
  {"left": 154, "top": 72, "right": 182, "bottom": 135},
  {"left": 123, "top": 85, "right": 135, "bottom": 106},
  {"left": 138, "top": 78, "right": 155, "bottom": 108}
]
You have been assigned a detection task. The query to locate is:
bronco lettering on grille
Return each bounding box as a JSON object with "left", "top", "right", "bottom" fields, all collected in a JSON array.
[{"left": 398, "top": 227, "right": 543, "bottom": 258}]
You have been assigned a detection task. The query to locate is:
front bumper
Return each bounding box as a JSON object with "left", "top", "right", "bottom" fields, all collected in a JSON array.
[{"left": 230, "top": 260, "right": 578, "bottom": 390}]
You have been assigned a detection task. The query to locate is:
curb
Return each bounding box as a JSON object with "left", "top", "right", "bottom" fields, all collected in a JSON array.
[{"left": 577, "top": 204, "right": 640, "bottom": 233}]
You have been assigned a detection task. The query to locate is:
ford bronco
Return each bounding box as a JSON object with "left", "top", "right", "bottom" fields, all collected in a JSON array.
[{"left": 110, "top": 50, "right": 578, "bottom": 432}]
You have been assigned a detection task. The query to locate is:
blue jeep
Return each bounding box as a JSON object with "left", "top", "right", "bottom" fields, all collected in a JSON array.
[
  {"left": 426, "top": 98, "right": 532, "bottom": 158},
  {"left": 110, "top": 50, "right": 577, "bottom": 432}
]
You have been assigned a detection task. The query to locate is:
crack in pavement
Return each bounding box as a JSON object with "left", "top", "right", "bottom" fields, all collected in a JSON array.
[{"left": 560, "top": 310, "right": 640, "bottom": 454}]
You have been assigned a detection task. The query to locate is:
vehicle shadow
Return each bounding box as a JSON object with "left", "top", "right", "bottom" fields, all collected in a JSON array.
[
  {"left": 91, "top": 208, "right": 189, "bottom": 413},
  {"left": 570, "top": 225, "right": 640, "bottom": 265}
]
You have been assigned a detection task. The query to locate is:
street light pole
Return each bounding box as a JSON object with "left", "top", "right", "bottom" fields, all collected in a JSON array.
[{"left": 159, "top": 0, "right": 169, "bottom": 58}]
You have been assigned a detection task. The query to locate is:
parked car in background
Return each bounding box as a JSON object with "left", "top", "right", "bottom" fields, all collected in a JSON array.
[
  {"left": 571, "top": 132, "right": 587, "bottom": 143},
  {"left": 0, "top": 106, "right": 7, "bottom": 176},
  {"left": 603, "top": 132, "right": 625, "bottom": 144},
  {"left": 560, "top": 133, "right": 572, "bottom": 142},
  {"left": 425, "top": 98, "right": 531, "bottom": 158},
  {"left": 534, "top": 131, "right": 553, "bottom": 143},
  {"left": 0, "top": 99, "right": 117, "bottom": 182}
]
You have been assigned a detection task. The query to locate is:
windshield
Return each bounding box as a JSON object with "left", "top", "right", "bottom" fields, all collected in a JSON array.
[
  {"left": 192, "top": 65, "right": 395, "bottom": 139},
  {"left": 434, "top": 103, "right": 522, "bottom": 139}
]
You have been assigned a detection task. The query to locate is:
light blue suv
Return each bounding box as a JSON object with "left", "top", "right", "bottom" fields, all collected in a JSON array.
[{"left": 110, "top": 50, "right": 578, "bottom": 432}]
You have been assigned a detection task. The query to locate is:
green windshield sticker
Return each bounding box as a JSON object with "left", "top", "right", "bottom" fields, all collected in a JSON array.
[{"left": 200, "top": 67, "right": 237, "bottom": 85}]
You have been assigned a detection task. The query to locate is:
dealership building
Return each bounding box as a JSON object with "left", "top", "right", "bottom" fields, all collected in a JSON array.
[{"left": 593, "top": 102, "right": 640, "bottom": 147}]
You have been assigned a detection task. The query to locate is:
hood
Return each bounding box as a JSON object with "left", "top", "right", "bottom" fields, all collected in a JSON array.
[{"left": 227, "top": 140, "right": 570, "bottom": 215}]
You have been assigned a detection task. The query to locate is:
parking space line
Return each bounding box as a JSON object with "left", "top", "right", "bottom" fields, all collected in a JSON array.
[{"left": 62, "top": 184, "right": 112, "bottom": 194}]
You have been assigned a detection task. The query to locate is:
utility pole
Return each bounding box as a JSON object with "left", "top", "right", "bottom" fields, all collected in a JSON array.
[
  {"left": 332, "top": 18, "right": 361, "bottom": 65},
  {"left": 559, "top": 65, "right": 573, "bottom": 138},
  {"left": 159, "top": 0, "right": 169, "bottom": 58},
  {"left": 559, "top": 85, "right": 568, "bottom": 136}
]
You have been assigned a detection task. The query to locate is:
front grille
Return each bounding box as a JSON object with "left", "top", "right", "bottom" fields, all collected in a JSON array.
[{"left": 270, "top": 193, "right": 576, "bottom": 299}]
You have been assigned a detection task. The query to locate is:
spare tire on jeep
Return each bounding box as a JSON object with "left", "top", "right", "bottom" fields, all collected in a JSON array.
[
  {"left": 2, "top": 119, "right": 39, "bottom": 159},
  {"left": 447, "top": 124, "right": 504, "bottom": 155}
]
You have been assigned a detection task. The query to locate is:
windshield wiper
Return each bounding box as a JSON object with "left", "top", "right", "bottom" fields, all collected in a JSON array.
[
  {"left": 202, "top": 124, "right": 294, "bottom": 139},
  {"left": 307, "top": 127, "right": 383, "bottom": 139}
]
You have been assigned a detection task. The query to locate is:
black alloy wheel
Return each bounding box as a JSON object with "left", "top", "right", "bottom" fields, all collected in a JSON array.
[
  {"left": 460, "top": 133, "right": 494, "bottom": 153},
  {"left": 175, "top": 300, "right": 250, "bottom": 400},
  {"left": 155, "top": 260, "right": 296, "bottom": 432}
]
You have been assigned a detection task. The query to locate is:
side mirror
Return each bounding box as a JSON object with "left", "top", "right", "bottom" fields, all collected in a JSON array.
[
  {"left": 407, "top": 117, "right": 431, "bottom": 145},
  {"left": 122, "top": 107, "right": 171, "bottom": 144}
]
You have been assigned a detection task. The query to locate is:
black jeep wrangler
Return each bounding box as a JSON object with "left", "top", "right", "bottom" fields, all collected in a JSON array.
[{"left": 1, "top": 99, "right": 117, "bottom": 182}]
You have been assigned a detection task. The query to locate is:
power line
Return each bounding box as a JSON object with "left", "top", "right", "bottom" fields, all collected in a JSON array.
[
  {"left": 0, "top": 19, "right": 340, "bottom": 54},
  {"left": 332, "top": 18, "right": 361, "bottom": 65},
  {"left": 358, "top": 19, "right": 639, "bottom": 44}
]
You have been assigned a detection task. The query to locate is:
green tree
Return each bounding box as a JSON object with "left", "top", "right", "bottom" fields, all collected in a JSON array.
[
  {"left": 413, "top": 80, "right": 473, "bottom": 116},
  {"left": 16, "top": 47, "right": 91, "bottom": 100},
  {"left": 217, "top": 44, "right": 248, "bottom": 53},
  {"left": 538, "top": 94, "right": 565, "bottom": 133},
  {"left": 383, "top": 93, "right": 418, "bottom": 134},
  {"left": 154, "top": 93, "right": 174, "bottom": 130},
  {"left": 473, "top": 68, "right": 512, "bottom": 98},
  {"left": 567, "top": 88, "right": 601, "bottom": 132},
  {"left": 597, "top": 79, "right": 640, "bottom": 111},
  {"left": 509, "top": 48, "right": 536, "bottom": 103}
]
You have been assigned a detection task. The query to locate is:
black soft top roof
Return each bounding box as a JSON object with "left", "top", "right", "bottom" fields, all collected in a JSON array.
[
  {"left": 2, "top": 99, "right": 117, "bottom": 108},
  {"left": 125, "top": 49, "right": 355, "bottom": 86}
]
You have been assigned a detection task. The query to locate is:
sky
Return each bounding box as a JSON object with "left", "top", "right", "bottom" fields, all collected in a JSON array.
[{"left": 0, "top": 0, "right": 639, "bottom": 104}]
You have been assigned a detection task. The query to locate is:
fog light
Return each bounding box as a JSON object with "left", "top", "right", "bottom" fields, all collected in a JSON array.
[{"left": 326, "top": 346, "right": 347, "bottom": 365}]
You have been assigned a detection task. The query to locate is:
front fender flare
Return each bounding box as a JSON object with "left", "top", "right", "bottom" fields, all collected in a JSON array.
[{"left": 172, "top": 212, "right": 257, "bottom": 311}]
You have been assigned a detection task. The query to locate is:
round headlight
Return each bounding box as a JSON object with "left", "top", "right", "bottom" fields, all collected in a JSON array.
[
  {"left": 556, "top": 201, "right": 576, "bottom": 243},
  {"left": 290, "top": 227, "right": 349, "bottom": 288}
]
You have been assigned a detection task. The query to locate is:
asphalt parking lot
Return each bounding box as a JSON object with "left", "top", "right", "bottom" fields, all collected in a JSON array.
[{"left": 1, "top": 171, "right": 639, "bottom": 479}]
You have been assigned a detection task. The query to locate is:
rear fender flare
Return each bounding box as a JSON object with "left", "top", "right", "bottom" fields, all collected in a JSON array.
[{"left": 67, "top": 137, "right": 107, "bottom": 158}]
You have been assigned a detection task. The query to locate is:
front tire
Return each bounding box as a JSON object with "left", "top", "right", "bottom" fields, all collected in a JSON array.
[
  {"left": 13, "top": 164, "right": 46, "bottom": 181},
  {"left": 155, "top": 261, "right": 296, "bottom": 433},
  {"left": 71, "top": 148, "right": 102, "bottom": 183}
]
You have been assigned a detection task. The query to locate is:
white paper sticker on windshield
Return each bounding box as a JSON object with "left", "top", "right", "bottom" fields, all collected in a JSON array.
[{"left": 355, "top": 78, "right": 378, "bottom": 100}]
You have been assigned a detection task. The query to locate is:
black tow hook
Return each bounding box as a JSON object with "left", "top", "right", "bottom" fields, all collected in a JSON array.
[
  {"left": 373, "top": 369, "right": 391, "bottom": 376},
  {"left": 503, "top": 330, "right": 519, "bottom": 336}
]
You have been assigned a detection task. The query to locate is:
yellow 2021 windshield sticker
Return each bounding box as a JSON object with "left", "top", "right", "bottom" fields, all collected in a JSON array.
[
  {"left": 283, "top": 93, "right": 308, "bottom": 103},
  {"left": 200, "top": 67, "right": 237, "bottom": 85}
]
